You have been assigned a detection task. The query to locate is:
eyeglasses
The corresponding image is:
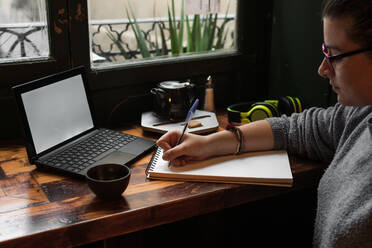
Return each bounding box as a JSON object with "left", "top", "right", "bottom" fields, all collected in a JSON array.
[{"left": 322, "top": 43, "right": 372, "bottom": 71}]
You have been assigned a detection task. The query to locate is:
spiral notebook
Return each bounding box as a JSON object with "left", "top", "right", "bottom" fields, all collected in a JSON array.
[{"left": 146, "top": 147, "right": 293, "bottom": 187}]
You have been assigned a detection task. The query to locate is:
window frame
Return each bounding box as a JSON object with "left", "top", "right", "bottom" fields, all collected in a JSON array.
[
  {"left": 0, "top": 0, "right": 71, "bottom": 90},
  {"left": 70, "top": 0, "right": 247, "bottom": 91},
  {"left": 0, "top": 0, "right": 274, "bottom": 139},
  {"left": 0, "top": 0, "right": 273, "bottom": 93}
]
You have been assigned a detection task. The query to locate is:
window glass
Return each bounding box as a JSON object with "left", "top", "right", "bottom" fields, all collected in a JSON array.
[
  {"left": 88, "top": 0, "right": 237, "bottom": 68},
  {"left": 0, "top": 0, "right": 50, "bottom": 63}
]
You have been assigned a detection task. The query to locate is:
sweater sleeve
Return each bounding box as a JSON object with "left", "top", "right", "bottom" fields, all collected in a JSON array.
[{"left": 266, "top": 104, "right": 349, "bottom": 162}]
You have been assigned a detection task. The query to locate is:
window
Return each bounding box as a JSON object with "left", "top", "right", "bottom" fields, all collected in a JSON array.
[
  {"left": 0, "top": 0, "right": 242, "bottom": 85},
  {"left": 0, "top": 0, "right": 72, "bottom": 139},
  {"left": 0, "top": 0, "right": 49, "bottom": 63},
  {"left": 0, "top": 0, "right": 273, "bottom": 139},
  {"left": 0, "top": 0, "right": 71, "bottom": 87},
  {"left": 88, "top": 0, "right": 237, "bottom": 68}
]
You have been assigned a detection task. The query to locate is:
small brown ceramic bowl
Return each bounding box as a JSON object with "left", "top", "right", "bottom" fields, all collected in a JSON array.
[{"left": 86, "top": 164, "right": 131, "bottom": 199}]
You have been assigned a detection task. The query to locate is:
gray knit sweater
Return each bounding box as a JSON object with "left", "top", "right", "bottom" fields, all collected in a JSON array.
[{"left": 266, "top": 103, "right": 372, "bottom": 248}]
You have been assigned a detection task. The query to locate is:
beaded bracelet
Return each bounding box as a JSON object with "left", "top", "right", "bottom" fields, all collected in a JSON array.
[{"left": 225, "top": 124, "right": 244, "bottom": 155}]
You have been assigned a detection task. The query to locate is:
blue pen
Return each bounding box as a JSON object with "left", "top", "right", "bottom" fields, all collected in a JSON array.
[
  {"left": 175, "top": 98, "right": 199, "bottom": 147},
  {"left": 168, "top": 99, "right": 199, "bottom": 167}
]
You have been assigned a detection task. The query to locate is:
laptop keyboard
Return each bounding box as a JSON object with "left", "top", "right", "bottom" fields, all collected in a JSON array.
[{"left": 39, "top": 129, "right": 137, "bottom": 174}]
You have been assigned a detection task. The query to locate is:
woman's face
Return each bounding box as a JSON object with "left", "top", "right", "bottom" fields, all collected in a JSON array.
[{"left": 318, "top": 17, "right": 372, "bottom": 106}]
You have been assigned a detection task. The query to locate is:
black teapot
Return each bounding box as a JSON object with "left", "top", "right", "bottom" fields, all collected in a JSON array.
[{"left": 151, "top": 81, "right": 195, "bottom": 120}]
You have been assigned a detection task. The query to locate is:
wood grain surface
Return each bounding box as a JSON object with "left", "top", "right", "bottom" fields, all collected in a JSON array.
[{"left": 0, "top": 114, "right": 326, "bottom": 247}]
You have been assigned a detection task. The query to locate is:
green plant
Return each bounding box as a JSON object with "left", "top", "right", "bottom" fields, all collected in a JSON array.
[
  {"left": 167, "top": 0, "right": 184, "bottom": 55},
  {"left": 186, "top": 13, "right": 218, "bottom": 53},
  {"left": 106, "top": 0, "right": 233, "bottom": 60},
  {"left": 126, "top": 2, "right": 151, "bottom": 58}
]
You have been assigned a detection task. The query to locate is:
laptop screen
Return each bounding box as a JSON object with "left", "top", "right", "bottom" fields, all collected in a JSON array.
[{"left": 21, "top": 74, "right": 94, "bottom": 154}]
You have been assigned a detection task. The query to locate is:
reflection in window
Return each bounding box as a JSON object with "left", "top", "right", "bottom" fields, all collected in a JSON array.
[
  {"left": 88, "top": 0, "right": 236, "bottom": 68},
  {"left": 0, "top": 0, "right": 49, "bottom": 63}
]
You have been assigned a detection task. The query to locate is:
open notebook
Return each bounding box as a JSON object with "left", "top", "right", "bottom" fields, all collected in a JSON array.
[{"left": 146, "top": 147, "right": 293, "bottom": 187}]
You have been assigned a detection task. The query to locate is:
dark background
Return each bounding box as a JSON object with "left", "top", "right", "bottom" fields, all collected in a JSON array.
[{"left": 0, "top": 0, "right": 336, "bottom": 140}]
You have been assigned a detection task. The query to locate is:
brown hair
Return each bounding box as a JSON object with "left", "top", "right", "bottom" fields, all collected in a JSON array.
[{"left": 322, "top": 0, "right": 372, "bottom": 49}]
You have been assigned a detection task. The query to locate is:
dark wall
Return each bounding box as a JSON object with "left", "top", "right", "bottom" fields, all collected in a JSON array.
[
  {"left": 1, "top": 0, "right": 340, "bottom": 140},
  {"left": 268, "top": 0, "right": 336, "bottom": 109}
]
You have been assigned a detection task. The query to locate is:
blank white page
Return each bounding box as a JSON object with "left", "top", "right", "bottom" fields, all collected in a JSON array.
[{"left": 147, "top": 148, "right": 293, "bottom": 186}]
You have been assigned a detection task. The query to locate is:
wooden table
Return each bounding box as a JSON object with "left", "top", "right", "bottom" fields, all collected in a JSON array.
[{"left": 0, "top": 114, "right": 326, "bottom": 247}]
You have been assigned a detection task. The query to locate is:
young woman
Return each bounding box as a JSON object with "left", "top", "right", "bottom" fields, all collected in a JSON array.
[{"left": 157, "top": 0, "right": 372, "bottom": 247}]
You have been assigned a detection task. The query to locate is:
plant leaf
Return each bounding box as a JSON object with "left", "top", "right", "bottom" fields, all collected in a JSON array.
[
  {"left": 215, "top": 8, "right": 231, "bottom": 49},
  {"left": 193, "top": 14, "right": 201, "bottom": 52},
  {"left": 106, "top": 30, "right": 130, "bottom": 59},
  {"left": 178, "top": 0, "right": 184, "bottom": 54},
  {"left": 158, "top": 22, "right": 168, "bottom": 55},
  {"left": 186, "top": 15, "right": 192, "bottom": 53},
  {"left": 127, "top": 2, "right": 151, "bottom": 58},
  {"left": 168, "top": 2, "right": 179, "bottom": 55}
]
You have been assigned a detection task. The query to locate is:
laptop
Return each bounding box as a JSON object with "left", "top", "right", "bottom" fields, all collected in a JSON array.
[{"left": 12, "top": 66, "right": 155, "bottom": 178}]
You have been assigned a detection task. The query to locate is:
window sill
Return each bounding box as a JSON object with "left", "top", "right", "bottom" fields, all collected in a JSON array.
[
  {"left": 87, "top": 49, "right": 247, "bottom": 90},
  {"left": 90, "top": 49, "right": 241, "bottom": 72}
]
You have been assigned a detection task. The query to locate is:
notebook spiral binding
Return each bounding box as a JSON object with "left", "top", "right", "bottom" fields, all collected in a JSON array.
[{"left": 145, "top": 146, "right": 161, "bottom": 176}]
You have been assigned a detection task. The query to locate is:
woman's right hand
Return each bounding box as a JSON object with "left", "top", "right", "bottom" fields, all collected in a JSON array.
[
  {"left": 156, "top": 130, "right": 212, "bottom": 167},
  {"left": 156, "top": 119, "right": 275, "bottom": 167}
]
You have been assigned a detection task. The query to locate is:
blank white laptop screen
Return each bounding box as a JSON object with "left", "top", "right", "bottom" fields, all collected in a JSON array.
[{"left": 21, "top": 74, "right": 94, "bottom": 154}]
